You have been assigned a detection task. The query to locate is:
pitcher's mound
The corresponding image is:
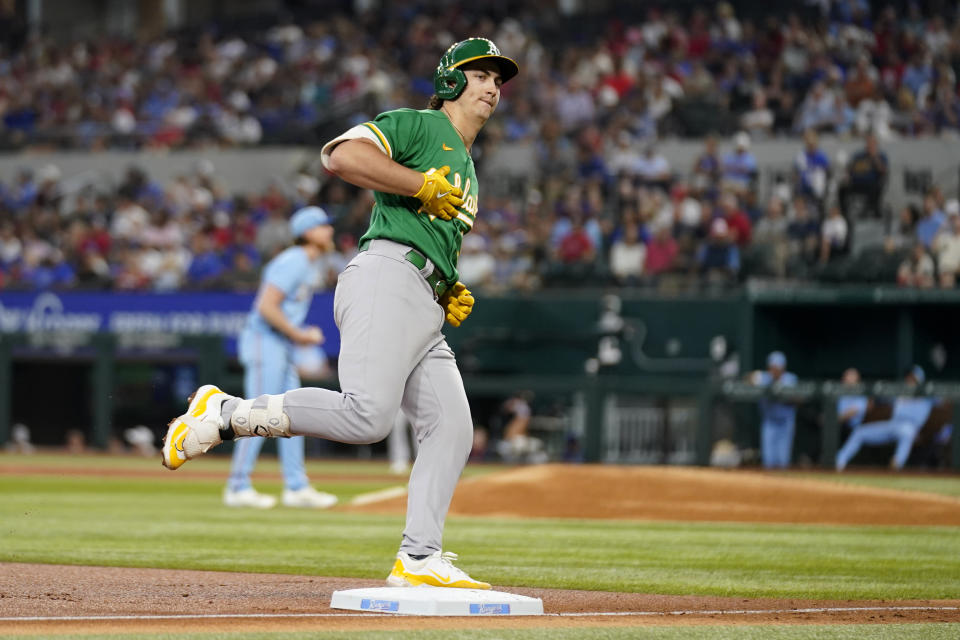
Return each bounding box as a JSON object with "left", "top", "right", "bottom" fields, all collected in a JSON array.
[{"left": 352, "top": 465, "right": 960, "bottom": 526}]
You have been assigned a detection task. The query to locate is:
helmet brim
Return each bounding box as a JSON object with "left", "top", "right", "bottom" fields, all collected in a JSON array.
[{"left": 450, "top": 54, "right": 519, "bottom": 84}]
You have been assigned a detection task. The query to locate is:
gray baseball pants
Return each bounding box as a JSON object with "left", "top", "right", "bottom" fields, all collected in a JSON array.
[{"left": 224, "top": 239, "right": 474, "bottom": 555}]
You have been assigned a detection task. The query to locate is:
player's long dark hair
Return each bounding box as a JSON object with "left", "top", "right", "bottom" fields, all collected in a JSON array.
[{"left": 428, "top": 95, "right": 444, "bottom": 110}]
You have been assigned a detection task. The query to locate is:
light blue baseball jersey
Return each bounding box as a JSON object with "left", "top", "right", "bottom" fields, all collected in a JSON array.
[
  {"left": 837, "top": 395, "right": 869, "bottom": 427},
  {"left": 891, "top": 396, "right": 934, "bottom": 427},
  {"left": 245, "top": 246, "right": 322, "bottom": 336},
  {"left": 756, "top": 370, "right": 798, "bottom": 425}
]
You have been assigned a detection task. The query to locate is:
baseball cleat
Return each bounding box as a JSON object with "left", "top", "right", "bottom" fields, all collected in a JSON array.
[
  {"left": 223, "top": 487, "right": 278, "bottom": 509},
  {"left": 161, "top": 385, "right": 232, "bottom": 470},
  {"left": 386, "top": 551, "right": 490, "bottom": 589},
  {"left": 281, "top": 486, "right": 338, "bottom": 509}
]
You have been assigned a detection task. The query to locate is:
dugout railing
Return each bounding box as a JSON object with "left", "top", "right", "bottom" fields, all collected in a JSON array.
[
  {"left": 0, "top": 332, "right": 225, "bottom": 449},
  {"left": 706, "top": 379, "right": 960, "bottom": 471},
  {"left": 2, "top": 330, "right": 959, "bottom": 471}
]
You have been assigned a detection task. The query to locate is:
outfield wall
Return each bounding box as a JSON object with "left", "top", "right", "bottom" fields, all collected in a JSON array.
[{"left": 2, "top": 287, "right": 959, "bottom": 469}]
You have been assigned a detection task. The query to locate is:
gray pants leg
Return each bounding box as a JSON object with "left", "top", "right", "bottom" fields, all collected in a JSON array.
[
  {"left": 400, "top": 343, "right": 472, "bottom": 554},
  {"left": 241, "top": 239, "right": 473, "bottom": 554}
]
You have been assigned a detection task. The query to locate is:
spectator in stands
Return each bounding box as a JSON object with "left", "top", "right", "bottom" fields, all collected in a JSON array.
[
  {"left": 493, "top": 233, "right": 537, "bottom": 292},
  {"left": 696, "top": 217, "right": 740, "bottom": 285},
  {"left": 606, "top": 130, "right": 641, "bottom": 178},
  {"left": 690, "top": 134, "right": 722, "bottom": 195},
  {"left": 787, "top": 196, "right": 821, "bottom": 271},
  {"left": 609, "top": 221, "right": 646, "bottom": 286},
  {"left": 752, "top": 196, "right": 790, "bottom": 277},
  {"left": 844, "top": 55, "right": 878, "bottom": 109},
  {"left": 551, "top": 215, "right": 596, "bottom": 284},
  {"left": 721, "top": 131, "right": 757, "bottom": 194},
  {"left": 897, "top": 242, "right": 936, "bottom": 288},
  {"left": 185, "top": 231, "right": 227, "bottom": 290},
  {"left": 854, "top": 85, "right": 894, "bottom": 139},
  {"left": 634, "top": 142, "right": 672, "bottom": 191},
  {"left": 749, "top": 350, "right": 798, "bottom": 469},
  {"left": 457, "top": 233, "right": 496, "bottom": 290},
  {"left": 819, "top": 205, "right": 849, "bottom": 264},
  {"left": 793, "top": 129, "right": 831, "bottom": 210},
  {"left": 886, "top": 204, "right": 920, "bottom": 252},
  {"left": 644, "top": 222, "right": 678, "bottom": 282},
  {"left": 916, "top": 193, "right": 946, "bottom": 249},
  {"left": 933, "top": 201, "right": 960, "bottom": 288},
  {"left": 740, "top": 89, "right": 774, "bottom": 139},
  {"left": 836, "top": 365, "right": 934, "bottom": 471},
  {"left": 719, "top": 191, "right": 752, "bottom": 247},
  {"left": 839, "top": 132, "right": 888, "bottom": 220},
  {"left": 794, "top": 80, "right": 844, "bottom": 133}
]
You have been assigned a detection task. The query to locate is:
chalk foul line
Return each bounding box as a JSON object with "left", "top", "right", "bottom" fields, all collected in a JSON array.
[{"left": 1, "top": 605, "right": 958, "bottom": 622}]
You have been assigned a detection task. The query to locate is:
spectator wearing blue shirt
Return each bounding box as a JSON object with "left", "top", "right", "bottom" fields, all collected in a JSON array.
[
  {"left": 721, "top": 131, "right": 757, "bottom": 193},
  {"left": 915, "top": 194, "right": 945, "bottom": 249},
  {"left": 794, "top": 129, "right": 831, "bottom": 207},
  {"left": 696, "top": 217, "right": 740, "bottom": 285},
  {"left": 184, "top": 232, "right": 227, "bottom": 288},
  {"left": 225, "top": 207, "right": 339, "bottom": 509},
  {"left": 836, "top": 366, "right": 934, "bottom": 471},
  {"left": 750, "top": 351, "right": 798, "bottom": 469}
]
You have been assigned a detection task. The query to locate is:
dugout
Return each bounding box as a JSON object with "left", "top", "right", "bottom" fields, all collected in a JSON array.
[{"left": 2, "top": 286, "right": 960, "bottom": 470}]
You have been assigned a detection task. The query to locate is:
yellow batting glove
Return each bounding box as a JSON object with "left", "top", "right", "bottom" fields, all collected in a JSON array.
[
  {"left": 440, "top": 281, "right": 474, "bottom": 327},
  {"left": 412, "top": 166, "right": 463, "bottom": 221}
]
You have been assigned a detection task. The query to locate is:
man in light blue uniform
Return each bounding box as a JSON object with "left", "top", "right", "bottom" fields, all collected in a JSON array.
[
  {"left": 836, "top": 366, "right": 933, "bottom": 471},
  {"left": 224, "top": 206, "right": 339, "bottom": 509},
  {"left": 751, "top": 351, "right": 798, "bottom": 469},
  {"left": 837, "top": 367, "right": 871, "bottom": 431}
]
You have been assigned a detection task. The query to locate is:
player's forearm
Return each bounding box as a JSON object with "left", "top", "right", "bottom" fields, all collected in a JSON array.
[
  {"left": 327, "top": 140, "right": 423, "bottom": 196},
  {"left": 258, "top": 300, "right": 302, "bottom": 342}
]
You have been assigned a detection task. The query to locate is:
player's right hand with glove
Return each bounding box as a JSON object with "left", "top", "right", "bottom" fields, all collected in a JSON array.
[
  {"left": 413, "top": 166, "right": 463, "bottom": 221},
  {"left": 440, "top": 281, "right": 474, "bottom": 327}
]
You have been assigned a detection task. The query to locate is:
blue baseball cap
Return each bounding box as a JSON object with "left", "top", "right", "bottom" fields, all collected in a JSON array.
[
  {"left": 289, "top": 206, "right": 330, "bottom": 238},
  {"left": 767, "top": 351, "right": 786, "bottom": 369},
  {"left": 910, "top": 365, "right": 925, "bottom": 384}
]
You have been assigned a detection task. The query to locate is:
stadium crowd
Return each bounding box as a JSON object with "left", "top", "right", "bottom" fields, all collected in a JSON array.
[{"left": 1, "top": 0, "right": 960, "bottom": 292}]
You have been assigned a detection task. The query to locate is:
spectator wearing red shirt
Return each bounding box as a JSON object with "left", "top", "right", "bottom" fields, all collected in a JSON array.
[
  {"left": 557, "top": 216, "right": 595, "bottom": 264},
  {"left": 550, "top": 215, "right": 597, "bottom": 286},
  {"left": 645, "top": 224, "right": 678, "bottom": 277},
  {"left": 719, "top": 191, "right": 752, "bottom": 247}
]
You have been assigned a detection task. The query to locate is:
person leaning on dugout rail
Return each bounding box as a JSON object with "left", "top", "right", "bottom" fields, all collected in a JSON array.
[{"left": 835, "top": 365, "right": 949, "bottom": 471}]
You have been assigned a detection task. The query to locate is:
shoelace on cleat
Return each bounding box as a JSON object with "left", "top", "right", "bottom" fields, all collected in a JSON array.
[{"left": 435, "top": 551, "right": 472, "bottom": 580}]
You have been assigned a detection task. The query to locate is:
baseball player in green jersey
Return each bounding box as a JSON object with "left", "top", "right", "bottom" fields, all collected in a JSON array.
[{"left": 161, "top": 38, "right": 518, "bottom": 590}]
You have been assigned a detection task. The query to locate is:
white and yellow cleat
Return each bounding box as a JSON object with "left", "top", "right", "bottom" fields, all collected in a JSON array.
[
  {"left": 162, "top": 385, "right": 232, "bottom": 470},
  {"left": 386, "top": 551, "right": 490, "bottom": 590}
]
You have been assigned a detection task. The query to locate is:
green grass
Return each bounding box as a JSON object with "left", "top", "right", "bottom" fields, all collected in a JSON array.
[
  {"left": 1, "top": 458, "right": 959, "bottom": 600},
  {"left": 3, "top": 625, "right": 959, "bottom": 640}
]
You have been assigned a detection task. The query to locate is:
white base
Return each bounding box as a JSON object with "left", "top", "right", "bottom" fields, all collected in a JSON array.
[{"left": 330, "top": 586, "right": 544, "bottom": 616}]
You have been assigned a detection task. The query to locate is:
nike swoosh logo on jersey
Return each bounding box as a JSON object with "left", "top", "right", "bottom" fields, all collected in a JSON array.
[{"left": 442, "top": 143, "right": 454, "bottom": 151}]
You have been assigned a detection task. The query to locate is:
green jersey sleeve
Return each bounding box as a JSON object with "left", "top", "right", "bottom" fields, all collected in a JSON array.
[{"left": 363, "top": 109, "right": 423, "bottom": 166}]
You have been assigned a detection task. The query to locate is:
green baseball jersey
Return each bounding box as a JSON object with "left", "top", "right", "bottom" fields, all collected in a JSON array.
[{"left": 358, "top": 108, "right": 478, "bottom": 284}]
